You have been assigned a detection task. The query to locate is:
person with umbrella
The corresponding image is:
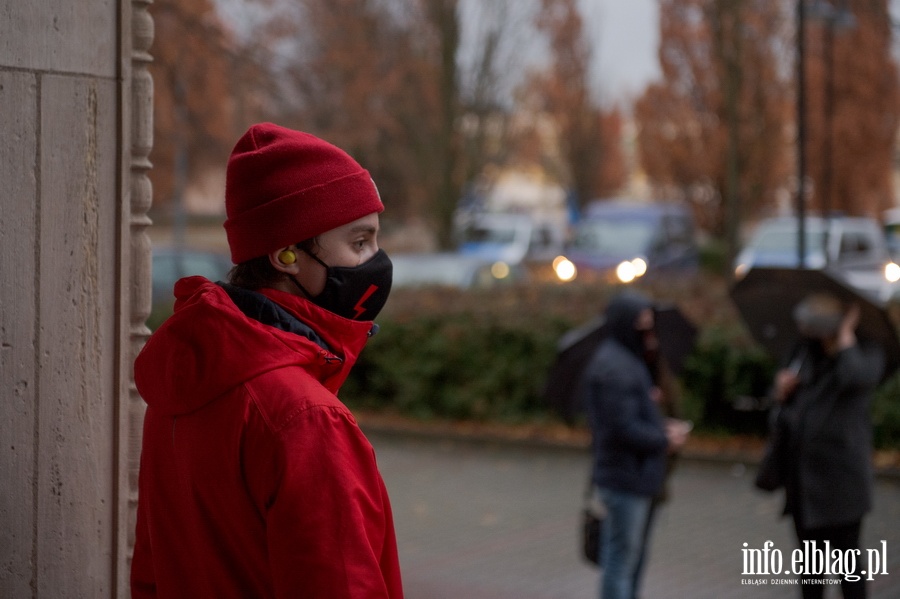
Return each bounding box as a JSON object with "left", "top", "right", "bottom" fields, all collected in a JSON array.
[
  {"left": 579, "top": 290, "right": 690, "bottom": 599},
  {"left": 769, "top": 292, "right": 883, "bottom": 599}
]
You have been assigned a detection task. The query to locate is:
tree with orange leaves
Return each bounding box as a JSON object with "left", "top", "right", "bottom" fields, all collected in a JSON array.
[
  {"left": 150, "top": 0, "right": 239, "bottom": 215},
  {"left": 523, "top": 0, "right": 627, "bottom": 206},
  {"left": 270, "top": 0, "right": 529, "bottom": 248},
  {"left": 803, "top": 0, "right": 899, "bottom": 218},
  {"left": 634, "top": 0, "right": 793, "bottom": 253},
  {"left": 635, "top": 0, "right": 899, "bottom": 263}
]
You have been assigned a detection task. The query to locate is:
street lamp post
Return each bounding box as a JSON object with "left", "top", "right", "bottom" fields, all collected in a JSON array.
[
  {"left": 797, "top": 0, "right": 856, "bottom": 268},
  {"left": 797, "top": 0, "right": 807, "bottom": 268},
  {"left": 822, "top": 11, "right": 835, "bottom": 220}
]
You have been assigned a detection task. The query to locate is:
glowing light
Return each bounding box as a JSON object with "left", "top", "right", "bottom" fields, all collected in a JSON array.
[
  {"left": 631, "top": 258, "right": 647, "bottom": 277},
  {"left": 491, "top": 261, "right": 510, "bottom": 279},
  {"left": 885, "top": 262, "right": 900, "bottom": 283},
  {"left": 553, "top": 257, "right": 577, "bottom": 282},
  {"left": 616, "top": 261, "right": 636, "bottom": 283}
]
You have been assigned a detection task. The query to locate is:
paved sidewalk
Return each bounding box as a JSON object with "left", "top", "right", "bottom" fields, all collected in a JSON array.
[{"left": 367, "top": 430, "right": 900, "bottom": 599}]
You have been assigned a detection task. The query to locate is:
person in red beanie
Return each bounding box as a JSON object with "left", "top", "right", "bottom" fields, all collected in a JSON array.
[{"left": 131, "top": 123, "right": 403, "bottom": 598}]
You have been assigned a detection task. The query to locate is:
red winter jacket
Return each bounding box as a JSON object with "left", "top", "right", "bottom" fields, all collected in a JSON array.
[{"left": 131, "top": 277, "right": 403, "bottom": 598}]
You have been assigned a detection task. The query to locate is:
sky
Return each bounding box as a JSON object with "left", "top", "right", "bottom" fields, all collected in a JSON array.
[
  {"left": 582, "top": 0, "right": 661, "bottom": 105},
  {"left": 584, "top": 0, "right": 900, "bottom": 105}
]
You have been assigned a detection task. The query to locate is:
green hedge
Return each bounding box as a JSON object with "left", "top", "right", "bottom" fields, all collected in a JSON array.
[
  {"left": 149, "top": 275, "right": 900, "bottom": 449},
  {"left": 342, "top": 300, "right": 776, "bottom": 436},
  {"left": 873, "top": 374, "right": 900, "bottom": 448},
  {"left": 341, "top": 312, "right": 571, "bottom": 422},
  {"left": 678, "top": 325, "right": 776, "bottom": 436},
  {"left": 340, "top": 280, "right": 900, "bottom": 449}
]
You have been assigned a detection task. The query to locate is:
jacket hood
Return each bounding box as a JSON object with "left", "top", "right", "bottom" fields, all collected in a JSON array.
[
  {"left": 134, "top": 276, "right": 375, "bottom": 416},
  {"left": 604, "top": 290, "right": 654, "bottom": 359}
]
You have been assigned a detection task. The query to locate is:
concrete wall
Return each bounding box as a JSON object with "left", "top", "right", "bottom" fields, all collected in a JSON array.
[{"left": 0, "top": 0, "right": 154, "bottom": 596}]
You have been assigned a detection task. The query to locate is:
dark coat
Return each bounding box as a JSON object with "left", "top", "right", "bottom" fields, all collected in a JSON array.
[
  {"left": 581, "top": 293, "right": 668, "bottom": 497},
  {"left": 781, "top": 342, "right": 883, "bottom": 530}
]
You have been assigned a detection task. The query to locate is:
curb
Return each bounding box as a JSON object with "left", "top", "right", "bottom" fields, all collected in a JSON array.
[{"left": 356, "top": 413, "right": 900, "bottom": 482}]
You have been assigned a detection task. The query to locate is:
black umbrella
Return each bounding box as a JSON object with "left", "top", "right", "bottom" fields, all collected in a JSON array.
[
  {"left": 729, "top": 267, "right": 900, "bottom": 382},
  {"left": 543, "top": 304, "right": 697, "bottom": 424}
]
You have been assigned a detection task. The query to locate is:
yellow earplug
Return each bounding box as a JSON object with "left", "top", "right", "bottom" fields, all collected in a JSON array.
[{"left": 278, "top": 250, "right": 297, "bottom": 265}]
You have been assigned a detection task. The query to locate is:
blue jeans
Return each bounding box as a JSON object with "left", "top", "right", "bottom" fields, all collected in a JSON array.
[{"left": 598, "top": 487, "right": 653, "bottom": 599}]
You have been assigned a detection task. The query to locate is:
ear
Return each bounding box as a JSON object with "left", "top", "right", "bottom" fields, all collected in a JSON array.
[{"left": 269, "top": 246, "right": 301, "bottom": 274}]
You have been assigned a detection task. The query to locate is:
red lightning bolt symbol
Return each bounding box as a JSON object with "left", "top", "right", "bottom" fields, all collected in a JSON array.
[{"left": 353, "top": 285, "right": 379, "bottom": 319}]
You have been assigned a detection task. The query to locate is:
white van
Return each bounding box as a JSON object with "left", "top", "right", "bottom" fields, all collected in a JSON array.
[{"left": 734, "top": 215, "right": 900, "bottom": 301}]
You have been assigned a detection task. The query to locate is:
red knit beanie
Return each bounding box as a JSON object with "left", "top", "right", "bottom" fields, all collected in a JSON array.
[{"left": 223, "top": 123, "right": 384, "bottom": 264}]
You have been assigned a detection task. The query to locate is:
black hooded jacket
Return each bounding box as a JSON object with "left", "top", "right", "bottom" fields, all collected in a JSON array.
[
  {"left": 581, "top": 292, "right": 669, "bottom": 496},
  {"left": 779, "top": 339, "right": 883, "bottom": 530}
]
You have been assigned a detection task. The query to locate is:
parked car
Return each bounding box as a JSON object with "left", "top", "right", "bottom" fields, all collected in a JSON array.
[
  {"left": 390, "top": 252, "right": 528, "bottom": 289},
  {"left": 152, "top": 246, "right": 233, "bottom": 304},
  {"left": 733, "top": 215, "right": 900, "bottom": 301},
  {"left": 561, "top": 200, "right": 699, "bottom": 283},
  {"left": 455, "top": 213, "right": 566, "bottom": 265}
]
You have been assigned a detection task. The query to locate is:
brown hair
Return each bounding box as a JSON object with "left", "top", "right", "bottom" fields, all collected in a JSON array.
[{"left": 227, "top": 238, "right": 319, "bottom": 290}]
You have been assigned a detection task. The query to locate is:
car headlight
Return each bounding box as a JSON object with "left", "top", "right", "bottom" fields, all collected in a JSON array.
[
  {"left": 885, "top": 262, "right": 900, "bottom": 283},
  {"left": 631, "top": 257, "right": 647, "bottom": 277},
  {"left": 616, "top": 258, "right": 647, "bottom": 284},
  {"left": 552, "top": 256, "right": 577, "bottom": 282},
  {"left": 806, "top": 254, "right": 827, "bottom": 269},
  {"left": 491, "top": 261, "right": 511, "bottom": 280},
  {"left": 616, "top": 261, "right": 636, "bottom": 283}
]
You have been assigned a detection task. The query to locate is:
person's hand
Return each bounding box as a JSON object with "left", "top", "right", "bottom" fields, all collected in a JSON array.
[
  {"left": 665, "top": 419, "right": 691, "bottom": 453},
  {"left": 837, "top": 303, "right": 860, "bottom": 351},
  {"left": 774, "top": 369, "right": 799, "bottom": 403}
]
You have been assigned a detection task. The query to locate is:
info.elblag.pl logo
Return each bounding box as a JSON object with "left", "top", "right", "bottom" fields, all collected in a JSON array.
[{"left": 741, "top": 540, "right": 889, "bottom": 584}]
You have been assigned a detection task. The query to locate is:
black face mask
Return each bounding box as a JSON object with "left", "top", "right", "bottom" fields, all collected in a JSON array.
[{"left": 296, "top": 249, "right": 393, "bottom": 321}]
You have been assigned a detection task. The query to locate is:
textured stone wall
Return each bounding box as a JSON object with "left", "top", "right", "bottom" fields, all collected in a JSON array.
[{"left": 0, "top": 1, "right": 153, "bottom": 596}]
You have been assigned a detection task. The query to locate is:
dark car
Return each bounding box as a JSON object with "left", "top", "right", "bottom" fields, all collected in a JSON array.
[
  {"left": 562, "top": 200, "right": 699, "bottom": 283},
  {"left": 152, "top": 246, "right": 233, "bottom": 304}
]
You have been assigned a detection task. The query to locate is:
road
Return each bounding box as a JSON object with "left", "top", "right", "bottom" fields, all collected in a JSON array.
[{"left": 368, "top": 431, "right": 900, "bottom": 599}]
